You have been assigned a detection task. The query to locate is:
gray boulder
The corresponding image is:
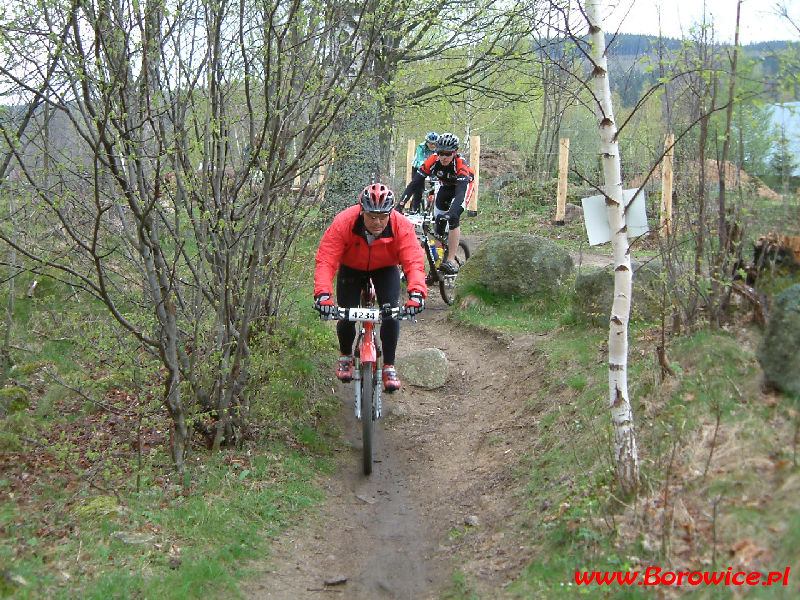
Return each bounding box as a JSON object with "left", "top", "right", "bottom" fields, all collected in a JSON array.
[
  {"left": 573, "top": 260, "right": 665, "bottom": 326},
  {"left": 758, "top": 283, "right": 800, "bottom": 396},
  {"left": 396, "top": 348, "right": 448, "bottom": 389},
  {"left": 454, "top": 232, "right": 574, "bottom": 301}
]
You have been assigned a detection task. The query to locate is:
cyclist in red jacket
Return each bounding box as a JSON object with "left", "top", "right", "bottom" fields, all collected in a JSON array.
[
  {"left": 313, "top": 183, "right": 427, "bottom": 392},
  {"left": 397, "top": 132, "right": 474, "bottom": 274}
]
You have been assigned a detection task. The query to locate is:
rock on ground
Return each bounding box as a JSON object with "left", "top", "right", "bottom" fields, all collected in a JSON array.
[
  {"left": 455, "top": 232, "right": 573, "bottom": 301},
  {"left": 396, "top": 347, "right": 448, "bottom": 389},
  {"left": 758, "top": 283, "right": 800, "bottom": 396}
]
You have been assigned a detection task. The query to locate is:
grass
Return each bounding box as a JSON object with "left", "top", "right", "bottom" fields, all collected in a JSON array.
[
  {"left": 463, "top": 192, "right": 589, "bottom": 250},
  {"left": 453, "top": 282, "right": 576, "bottom": 336},
  {"left": 0, "top": 235, "right": 343, "bottom": 599},
  {"left": 440, "top": 570, "right": 480, "bottom": 600},
  {"left": 448, "top": 258, "right": 800, "bottom": 598},
  {"left": 1, "top": 447, "right": 330, "bottom": 599}
]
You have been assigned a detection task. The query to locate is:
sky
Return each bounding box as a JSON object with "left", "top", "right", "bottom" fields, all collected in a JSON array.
[{"left": 601, "top": 0, "right": 800, "bottom": 44}]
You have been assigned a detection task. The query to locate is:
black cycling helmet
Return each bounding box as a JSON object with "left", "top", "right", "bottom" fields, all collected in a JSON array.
[
  {"left": 436, "top": 132, "right": 459, "bottom": 152},
  {"left": 360, "top": 183, "right": 395, "bottom": 213},
  {"left": 425, "top": 131, "right": 439, "bottom": 143}
]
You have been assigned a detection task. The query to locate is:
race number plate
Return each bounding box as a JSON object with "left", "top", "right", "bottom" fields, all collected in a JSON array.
[{"left": 347, "top": 307, "right": 380, "bottom": 322}]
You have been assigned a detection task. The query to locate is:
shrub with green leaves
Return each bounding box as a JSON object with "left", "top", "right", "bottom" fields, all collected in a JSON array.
[{"left": 0, "top": 386, "right": 29, "bottom": 414}]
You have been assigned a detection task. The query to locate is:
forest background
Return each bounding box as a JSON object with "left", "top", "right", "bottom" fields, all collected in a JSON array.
[{"left": 1, "top": 0, "right": 800, "bottom": 597}]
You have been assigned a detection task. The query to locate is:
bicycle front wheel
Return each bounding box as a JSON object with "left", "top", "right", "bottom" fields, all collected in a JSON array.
[
  {"left": 439, "top": 240, "right": 470, "bottom": 305},
  {"left": 361, "top": 363, "right": 375, "bottom": 475}
]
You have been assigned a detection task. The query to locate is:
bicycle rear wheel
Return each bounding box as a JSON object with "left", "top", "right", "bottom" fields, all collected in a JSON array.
[
  {"left": 438, "top": 240, "right": 470, "bottom": 305},
  {"left": 361, "top": 363, "right": 375, "bottom": 475}
]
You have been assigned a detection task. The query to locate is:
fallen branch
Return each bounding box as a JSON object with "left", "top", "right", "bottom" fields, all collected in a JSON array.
[
  {"left": 42, "top": 367, "right": 134, "bottom": 416},
  {"left": 731, "top": 280, "right": 767, "bottom": 326}
]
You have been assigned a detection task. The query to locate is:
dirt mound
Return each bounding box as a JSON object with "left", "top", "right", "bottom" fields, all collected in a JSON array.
[
  {"left": 629, "top": 159, "right": 781, "bottom": 200},
  {"left": 473, "top": 147, "right": 525, "bottom": 185}
]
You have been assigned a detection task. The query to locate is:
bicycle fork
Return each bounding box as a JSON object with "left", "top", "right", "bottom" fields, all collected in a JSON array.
[
  {"left": 353, "top": 361, "right": 362, "bottom": 420},
  {"left": 353, "top": 323, "right": 383, "bottom": 420}
]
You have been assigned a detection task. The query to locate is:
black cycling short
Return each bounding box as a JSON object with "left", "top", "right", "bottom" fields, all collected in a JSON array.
[{"left": 434, "top": 185, "right": 465, "bottom": 230}]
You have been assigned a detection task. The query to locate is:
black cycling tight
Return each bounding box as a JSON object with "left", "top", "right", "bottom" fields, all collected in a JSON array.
[{"left": 336, "top": 264, "right": 400, "bottom": 365}]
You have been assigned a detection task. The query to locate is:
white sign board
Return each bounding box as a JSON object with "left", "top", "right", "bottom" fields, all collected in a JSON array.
[{"left": 581, "top": 189, "right": 649, "bottom": 246}]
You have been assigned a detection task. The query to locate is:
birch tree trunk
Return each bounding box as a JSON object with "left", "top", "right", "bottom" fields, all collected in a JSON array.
[{"left": 585, "top": 0, "right": 639, "bottom": 495}]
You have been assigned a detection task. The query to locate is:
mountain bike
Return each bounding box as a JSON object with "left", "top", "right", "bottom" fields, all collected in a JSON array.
[
  {"left": 404, "top": 210, "right": 470, "bottom": 305},
  {"left": 321, "top": 280, "right": 414, "bottom": 475}
]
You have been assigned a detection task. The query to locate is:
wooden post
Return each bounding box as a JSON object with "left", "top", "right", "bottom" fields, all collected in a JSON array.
[
  {"left": 406, "top": 139, "right": 416, "bottom": 183},
  {"left": 554, "top": 137, "right": 569, "bottom": 224},
  {"left": 661, "top": 133, "right": 674, "bottom": 236},
  {"left": 467, "top": 135, "right": 480, "bottom": 216},
  {"left": 292, "top": 139, "right": 301, "bottom": 192}
]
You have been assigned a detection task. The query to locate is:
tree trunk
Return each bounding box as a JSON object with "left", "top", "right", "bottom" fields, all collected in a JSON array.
[
  {"left": 586, "top": 0, "right": 639, "bottom": 495},
  {"left": 1, "top": 188, "right": 17, "bottom": 387},
  {"left": 714, "top": 0, "right": 742, "bottom": 322}
]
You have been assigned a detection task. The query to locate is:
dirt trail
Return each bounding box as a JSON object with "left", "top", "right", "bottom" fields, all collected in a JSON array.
[
  {"left": 244, "top": 241, "right": 609, "bottom": 599},
  {"left": 245, "top": 314, "right": 538, "bottom": 597}
]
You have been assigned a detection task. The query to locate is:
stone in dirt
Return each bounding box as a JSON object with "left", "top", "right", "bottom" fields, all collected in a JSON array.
[{"left": 396, "top": 347, "right": 448, "bottom": 389}]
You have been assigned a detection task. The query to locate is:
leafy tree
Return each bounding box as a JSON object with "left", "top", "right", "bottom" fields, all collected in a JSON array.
[
  {"left": 732, "top": 103, "right": 779, "bottom": 179},
  {"left": 775, "top": 2, "right": 800, "bottom": 99},
  {"left": 770, "top": 129, "right": 799, "bottom": 191},
  {"left": 0, "top": 0, "right": 397, "bottom": 471}
]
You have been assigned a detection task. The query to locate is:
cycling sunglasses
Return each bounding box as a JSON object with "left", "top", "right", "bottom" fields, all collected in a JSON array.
[
  {"left": 437, "top": 151, "right": 454, "bottom": 157},
  {"left": 364, "top": 211, "right": 391, "bottom": 219}
]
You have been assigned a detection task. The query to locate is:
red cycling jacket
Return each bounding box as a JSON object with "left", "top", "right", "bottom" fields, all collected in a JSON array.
[{"left": 314, "top": 204, "right": 428, "bottom": 298}]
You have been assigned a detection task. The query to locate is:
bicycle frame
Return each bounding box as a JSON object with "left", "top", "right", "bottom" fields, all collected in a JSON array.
[
  {"left": 424, "top": 177, "right": 440, "bottom": 213},
  {"left": 352, "top": 283, "right": 381, "bottom": 421}
]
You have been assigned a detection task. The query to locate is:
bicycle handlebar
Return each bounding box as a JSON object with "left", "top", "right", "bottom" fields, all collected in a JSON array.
[{"left": 316, "top": 304, "right": 416, "bottom": 322}]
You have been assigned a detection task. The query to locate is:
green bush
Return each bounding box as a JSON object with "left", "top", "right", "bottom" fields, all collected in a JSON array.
[
  {"left": 0, "top": 386, "right": 29, "bottom": 414},
  {"left": 0, "top": 411, "right": 36, "bottom": 451},
  {"left": 499, "top": 178, "right": 564, "bottom": 209}
]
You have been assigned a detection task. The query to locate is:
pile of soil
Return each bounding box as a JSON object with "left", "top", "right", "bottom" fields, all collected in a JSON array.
[
  {"left": 630, "top": 159, "right": 781, "bottom": 200},
  {"left": 471, "top": 147, "right": 526, "bottom": 188}
]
